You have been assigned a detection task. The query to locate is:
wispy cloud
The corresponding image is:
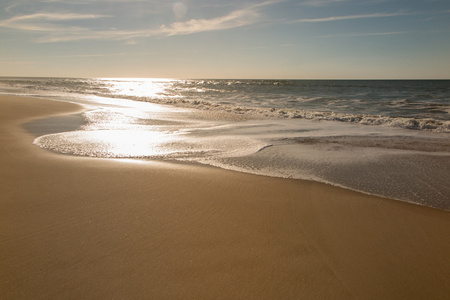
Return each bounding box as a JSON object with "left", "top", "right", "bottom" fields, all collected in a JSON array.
[
  {"left": 4, "top": 2, "right": 21, "bottom": 13},
  {"left": 158, "top": 0, "right": 283, "bottom": 36},
  {"left": 320, "top": 31, "right": 412, "bottom": 38},
  {"left": 7, "top": 13, "right": 109, "bottom": 22},
  {"left": 292, "top": 12, "right": 409, "bottom": 23},
  {"left": 300, "top": 0, "right": 349, "bottom": 7},
  {"left": 319, "top": 29, "right": 450, "bottom": 38},
  {"left": 236, "top": 43, "right": 299, "bottom": 50},
  {"left": 157, "top": 6, "right": 261, "bottom": 36},
  {"left": 2, "top": 1, "right": 278, "bottom": 43},
  {"left": 0, "top": 12, "right": 110, "bottom": 32}
]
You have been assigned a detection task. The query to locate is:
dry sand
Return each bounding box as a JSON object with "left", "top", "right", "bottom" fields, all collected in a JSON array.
[{"left": 1, "top": 95, "right": 449, "bottom": 299}]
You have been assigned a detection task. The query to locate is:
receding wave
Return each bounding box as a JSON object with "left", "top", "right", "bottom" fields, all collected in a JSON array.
[
  {"left": 102, "top": 94, "right": 450, "bottom": 133},
  {"left": 15, "top": 77, "right": 448, "bottom": 210},
  {"left": 1, "top": 77, "right": 449, "bottom": 133}
]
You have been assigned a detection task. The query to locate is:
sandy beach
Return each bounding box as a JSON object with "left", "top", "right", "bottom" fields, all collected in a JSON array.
[{"left": 1, "top": 95, "right": 449, "bottom": 299}]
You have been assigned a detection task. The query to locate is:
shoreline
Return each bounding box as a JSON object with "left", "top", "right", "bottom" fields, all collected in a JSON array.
[
  {"left": 23, "top": 96, "right": 450, "bottom": 211},
  {"left": 1, "top": 95, "right": 449, "bottom": 299}
]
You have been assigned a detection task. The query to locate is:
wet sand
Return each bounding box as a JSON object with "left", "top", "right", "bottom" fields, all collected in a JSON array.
[{"left": 1, "top": 95, "right": 449, "bottom": 299}]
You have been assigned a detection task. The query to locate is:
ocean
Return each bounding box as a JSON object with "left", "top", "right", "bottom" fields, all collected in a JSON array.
[{"left": 1, "top": 77, "right": 449, "bottom": 210}]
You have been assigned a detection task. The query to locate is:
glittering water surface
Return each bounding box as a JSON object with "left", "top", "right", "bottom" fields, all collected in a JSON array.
[
  {"left": 2, "top": 77, "right": 449, "bottom": 210},
  {"left": 1, "top": 77, "right": 449, "bottom": 131}
]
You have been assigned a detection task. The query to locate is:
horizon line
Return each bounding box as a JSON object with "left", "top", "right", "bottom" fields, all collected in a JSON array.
[{"left": 0, "top": 75, "right": 449, "bottom": 80}]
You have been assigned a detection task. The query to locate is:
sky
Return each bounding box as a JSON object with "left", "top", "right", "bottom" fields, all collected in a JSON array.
[{"left": 0, "top": 0, "right": 449, "bottom": 79}]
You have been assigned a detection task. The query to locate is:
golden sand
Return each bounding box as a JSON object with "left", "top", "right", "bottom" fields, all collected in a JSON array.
[{"left": 1, "top": 95, "right": 449, "bottom": 299}]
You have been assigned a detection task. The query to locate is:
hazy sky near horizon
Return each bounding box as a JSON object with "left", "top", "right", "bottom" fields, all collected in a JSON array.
[{"left": 0, "top": 0, "right": 449, "bottom": 79}]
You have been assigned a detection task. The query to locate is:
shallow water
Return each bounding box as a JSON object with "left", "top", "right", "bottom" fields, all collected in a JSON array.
[
  {"left": 4, "top": 77, "right": 449, "bottom": 210},
  {"left": 2, "top": 78, "right": 449, "bottom": 132}
]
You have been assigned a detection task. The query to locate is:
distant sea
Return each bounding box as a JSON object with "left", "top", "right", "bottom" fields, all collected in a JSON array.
[{"left": 1, "top": 77, "right": 449, "bottom": 209}]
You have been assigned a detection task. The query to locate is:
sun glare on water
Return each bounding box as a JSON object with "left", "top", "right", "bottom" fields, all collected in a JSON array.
[
  {"left": 99, "top": 78, "right": 176, "bottom": 99},
  {"left": 88, "top": 130, "right": 177, "bottom": 157},
  {"left": 35, "top": 129, "right": 184, "bottom": 158}
]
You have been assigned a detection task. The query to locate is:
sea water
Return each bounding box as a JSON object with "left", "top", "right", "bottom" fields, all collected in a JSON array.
[{"left": 1, "top": 78, "right": 449, "bottom": 210}]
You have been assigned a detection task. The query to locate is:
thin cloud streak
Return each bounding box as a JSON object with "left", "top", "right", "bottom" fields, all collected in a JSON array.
[
  {"left": 0, "top": 13, "right": 110, "bottom": 32},
  {"left": 159, "top": 0, "right": 284, "bottom": 36},
  {"left": 292, "top": 12, "right": 409, "bottom": 23},
  {"left": 8, "top": 13, "right": 110, "bottom": 22},
  {"left": 158, "top": 7, "right": 261, "bottom": 36},
  {"left": 236, "top": 43, "right": 300, "bottom": 50},
  {"left": 300, "top": 0, "right": 349, "bottom": 7},
  {"left": 15, "top": 1, "right": 278, "bottom": 43},
  {"left": 320, "top": 31, "right": 412, "bottom": 38}
]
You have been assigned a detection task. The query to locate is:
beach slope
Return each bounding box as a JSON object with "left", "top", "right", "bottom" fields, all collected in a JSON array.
[{"left": 1, "top": 96, "right": 449, "bottom": 299}]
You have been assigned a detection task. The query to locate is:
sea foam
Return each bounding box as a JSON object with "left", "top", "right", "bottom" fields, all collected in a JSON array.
[{"left": 5, "top": 77, "right": 449, "bottom": 210}]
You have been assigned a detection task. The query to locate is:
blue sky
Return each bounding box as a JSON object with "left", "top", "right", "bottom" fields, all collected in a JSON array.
[{"left": 0, "top": 0, "right": 449, "bottom": 79}]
